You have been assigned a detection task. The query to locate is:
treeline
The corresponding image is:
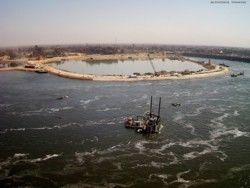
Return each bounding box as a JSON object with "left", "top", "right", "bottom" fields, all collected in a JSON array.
[
  {"left": 1, "top": 44, "right": 250, "bottom": 61},
  {"left": 0, "top": 45, "right": 65, "bottom": 60}
]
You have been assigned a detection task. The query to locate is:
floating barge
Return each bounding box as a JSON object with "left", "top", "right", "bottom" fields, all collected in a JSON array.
[
  {"left": 125, "top": 96, "right": 162, "bottom": 134},
  {"left": 219, "top": 63, "right": 230, "bottom": 67},
  {"left": 231, "top": 71, "right": 244, "bottom": 77},
  {"left": 35, "top": 69, "right": 48, "bottom": 74}
]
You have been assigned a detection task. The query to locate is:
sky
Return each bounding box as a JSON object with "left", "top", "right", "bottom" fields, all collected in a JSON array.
[{"left": 0, "top": 0, "right": 250, "bottom": 47}]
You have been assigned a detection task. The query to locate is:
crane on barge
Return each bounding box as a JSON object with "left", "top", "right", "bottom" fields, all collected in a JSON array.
[{"left": 125, "top": 96, "right": 162, "bottom": 134}]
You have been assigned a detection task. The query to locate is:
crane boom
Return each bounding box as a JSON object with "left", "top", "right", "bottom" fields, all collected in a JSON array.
[{"left": 148, "top": 54, "right": 158, "bottom": 75}]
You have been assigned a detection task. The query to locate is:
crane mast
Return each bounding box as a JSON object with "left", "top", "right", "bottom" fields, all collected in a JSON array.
[{"left": 148, "top": 54, "right": 159, "bottom": 76}]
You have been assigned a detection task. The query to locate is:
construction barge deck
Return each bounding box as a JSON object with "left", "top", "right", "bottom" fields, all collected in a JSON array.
[{"left": 125, "top": 96, "right": 162, "bottom": 134}]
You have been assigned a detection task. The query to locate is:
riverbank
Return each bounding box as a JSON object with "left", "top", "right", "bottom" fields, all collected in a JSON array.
[
  {"left": 0, "top": 53, "right": 229, "bottom": 81},
  {"left": 93, "top": 66, "right": 229, "bottom": 81}
]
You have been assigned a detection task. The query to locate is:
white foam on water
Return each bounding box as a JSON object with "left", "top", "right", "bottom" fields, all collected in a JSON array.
[
  {"left": 80, "top": 96, "right": 100, "bottom": 105},
  {"left": 158, "top": 124, "right": 164, "bottom": 134},
  {"left": 13, "top": 153, "right": 29, "bottom": 158},
  {"left": 75, "top": 144, "right": 128, "bottom": 164},
  {"left": 0, "top": 103, "right": 12, "bottom": 108},
  {"left": 179, "top": 139, "right": 217, "bottom": 149},
  {"left": 216, "top": 151, "right": 228, "bottom": 161},
  {"left": 96, "top": 156, "right": 116, "bottom": 163},
  {"left": 9, "top": 128, "right": 26, "bottom": 131},
  {"left": 107, "top": 182, "right": 134, "bottom": 188},
  {"left": 93, "top": 136, "right": 99, "bottom": 142},
  {"left": 169, "top": 152, "right": 180, "bottom": 165},
  {"left": 173, "top": 112, "right": 185, "bottom": 122},
  {"left": 75, "top": 144, "right": 135, "bottom": 164},
  {"left": 183, "top": 149, "right": 212, "bottom": 160},
  {"left": 131, "top": 94, "right": 148, "bottom": 102},
  {"left": 199, "top": 162, "right": 211, "bottom": 172},
  {"left": 25, "top": 109, "right": 44, "bottom": 113},
  {"left": 172, "top": 108, "right": 249, "bottom": 162},
  {"left": 151, "top": 139, "right": 215, "bottom": 157},
  {"left": 151, "top": 161, "right": 167, "bottom": 168},
  {"left": 0, "top": 128, "right": 26, "bottom": 134},
  {"left": 211, "top": 128, "right": 249, "bottom": 139},
  {"left": 172, "top": 92, "right": 180, "bottom": 97},
  {"left": 75, "top": 150, "right": 97, "bottom": 164},
  {"left": 80, "top": 99, "right": 92, "bottom": 105},
  {"left": 186, "top": 123, "right": 195, "bottom": 135},
  {"left": 233, "top": 110, "right": 240, "bottom": 116},
  {"left": 141, "top": 94, "right": 148, "bottom": 99},
  {"left": 209, "top": 113, "right": 228, "bottom": 138},
  {"left": 85, "top": 120, "right": 104, "bottom": 126},
  {"left": 85, "top": 119, "right": 117, "bottom": 126},
  {"left": 47, "top": 106, "right": 73, "bottom": 113},
  {"left": 98, "top": 144, "right": 124, "bottom": 155},
  {"left": 211, "top": 89, "right": 218, "bottom": 94},
  {"left": 194, "top": 91, "right": 204, "bottom": 96},
  {"left": 31, "top": 127, "right": 53, "bottom": 130},
  {"left": 0, "top": 154, "right": 27, "bottom": 170},
  {"left": 131, "top": 163, "right": 151, "bottom": 169},
  {"left": 96, "top": 107, "right": 120, "bottom": 112},
  {"left": 210, "top": 107, "right": 227, "bottom": 114},
  {"left": 61, "top": 106, "right": 73, "bottom": 110},
  {"left": 177, "top": 169, "right": 191, "bottom": 183},
  {"left": 149, "top": 173, "right": 169, "bottom": 179},
  {"left": 75, "top": 152, "right": 84, "bottom": 164},
  {"left": 39, "top": 122, "right": 81, "bottom": 130},
  {"left": 134, "top": 140, "right": 162, "bottom": 153},
  {"left": 112, "top": 162, "right": 122, "bottom": 170},
  {"left": 185, "top": 105, "right": 208, "bottom": 117},
  {"left": 227, "top": 164, "right": 250, "bottom": 176},
  {"left": 146, "top": 138, "right": 226, "bottom": 162},
  {"left": 209, "top": 111, "right": 249, "bottom": 140},
  {"left": 178, "top": 138, "right": 228, "bottom": 161},
  {"left": 19, "top": 108, "right": 44, "bottom": 116},
  {"left": 168, "top": 170, "right": 218, "bottom": 187},
  {"left": 179, "top": 178, "right": 218, "bottom": 188},
  {"left": 168, "top": 169, "right": 191, "bottom": 184},
  {"left": 0, "top": 122, "right": 83, "bottom": 134},
  {"left": 149, "top": 173, "right": 170, "bottom": 185},
  {"left": 0, "top": 153, "right": 62, "bottom": 170},
  {"left": 49, "top": 108, "right": 60, "bottom": 112},
  {"left": 9, "top": 106, "right": 73, "bottom": 116},
  {"left": 216, "top": 113, "right": 229, "bottom": 122},
  {"left": 182, "top": 91, "right": 191, "bottom": 97},
  {"left": 99, "top": 144, "right": 124, "bottom": 155},
  {"left": 106, "top": 122, "right": 116, "bottom": 125},
  {"left": 53, "top": 122, "right": 82, "bottom": 129},
  {"left": 30, "top": 153, "right": 62, "bottom": 163},
  {"left": 195, "top": 179, "right": 218, "bottom": 185},
  {"left": 151, "top": 142, "right": 176, "bottom": 155},
  {"left": 134, "top": 141, "right": 147, "bottom": 153}
]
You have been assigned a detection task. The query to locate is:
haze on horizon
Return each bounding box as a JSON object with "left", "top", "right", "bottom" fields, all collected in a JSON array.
[{"left": 0, "top": 0, "right": 250, "bottom": 48}]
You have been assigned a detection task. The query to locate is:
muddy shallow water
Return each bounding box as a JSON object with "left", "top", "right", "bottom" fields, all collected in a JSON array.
[{"left": 51, "top": 59, "right": 205, "bottom": 75}]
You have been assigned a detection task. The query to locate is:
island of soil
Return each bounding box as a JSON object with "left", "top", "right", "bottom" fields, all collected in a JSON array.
[{"left": 0, "top": 45, "right": 230, "bottom": 81}]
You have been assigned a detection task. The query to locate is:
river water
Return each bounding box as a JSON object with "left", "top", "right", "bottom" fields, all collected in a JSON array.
[
  {"left": 51, "top": 59, "right": 204, "bottom": 75},
  {"left": 0, "top": 58, "right": 250, "bottom": 187}
]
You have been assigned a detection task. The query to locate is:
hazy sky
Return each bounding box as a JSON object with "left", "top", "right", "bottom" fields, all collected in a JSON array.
[{"left": 0, "top": 0, "right": 250, "bottom": 47}]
